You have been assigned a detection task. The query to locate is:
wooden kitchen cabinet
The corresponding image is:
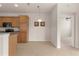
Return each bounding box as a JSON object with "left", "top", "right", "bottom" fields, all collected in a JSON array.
[
  {"left": 3, "top": 17, "right": 19, "bottom": 27},
  {"left": 18, "top": 32, "right": 27, "bottom": 43},
  {"left": 17, "top": 16, "right": 29, "bottom": 43},
  {"left": 0, "top": 16, "right": 29, "bottom": 43},
  {"left": 0, "top": 16, "right": 19, "bottom": 27},
  {"left": 9, "top": 33, "right": 18, "bottom": 56},
  {"left": 19, "top": 16, "right": 28, "bottom": 22},
  {"left": 0, "top": 17, "right": 3, "bottom": 26}
]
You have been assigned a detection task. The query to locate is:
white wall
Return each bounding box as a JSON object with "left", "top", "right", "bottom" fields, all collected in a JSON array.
[
  {"left": 50, "top": 4, "right": 58, "bottom": 48},
  {"left": 27, "top": 13, "right": 51, "bottom": 41},
  {"left": 0, "top": 13, "right": 51, "bottom": 41}
]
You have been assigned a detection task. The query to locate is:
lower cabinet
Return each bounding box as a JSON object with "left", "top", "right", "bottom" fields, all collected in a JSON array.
[
  {"left": 18, "top": 32, "right": 27, "bottom": 43},
  {"left": 9, "top": 33, "right": 17, "bottom": 56}
]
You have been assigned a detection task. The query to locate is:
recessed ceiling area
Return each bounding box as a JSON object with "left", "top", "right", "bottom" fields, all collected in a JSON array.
[{"left": 0, "top": 3, "right": 56, "bottom": 13}]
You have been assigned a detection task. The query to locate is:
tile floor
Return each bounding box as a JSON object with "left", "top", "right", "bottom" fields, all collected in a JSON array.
[{"left": 16, "top": 41, "right": 79, "bottom": 56}]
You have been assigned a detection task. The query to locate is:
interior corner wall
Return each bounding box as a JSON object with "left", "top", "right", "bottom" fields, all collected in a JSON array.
[{"left": 50, "top": 4, "right": 58, "bottom": 48}]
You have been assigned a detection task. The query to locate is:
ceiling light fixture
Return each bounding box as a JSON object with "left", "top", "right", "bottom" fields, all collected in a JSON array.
[
  {"left": 14, "top": 4, "right": 18, "bottom": 7},
  {"left": 37, "top": 5, "right": 42, "bottom": 22}
]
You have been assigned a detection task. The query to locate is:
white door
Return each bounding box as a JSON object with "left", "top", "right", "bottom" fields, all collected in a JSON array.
[{"left": 60, "top": 14, "right": 75, "bottom": 48}]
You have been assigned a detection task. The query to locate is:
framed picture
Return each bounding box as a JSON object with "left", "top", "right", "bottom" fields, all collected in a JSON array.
[
  {"left": 40, "top": 22, "right": 45, "bottom": 27},
  {"left": 34, "top": 21, "right": 39, "bottom": 27}
]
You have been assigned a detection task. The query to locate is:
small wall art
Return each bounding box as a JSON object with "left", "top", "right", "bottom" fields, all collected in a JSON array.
[
  {"left": 34, "top": 21, "right": 39, "bottom": 27},
  {"left": 40, "top": 21, "right": 45, "bottom": 27}
]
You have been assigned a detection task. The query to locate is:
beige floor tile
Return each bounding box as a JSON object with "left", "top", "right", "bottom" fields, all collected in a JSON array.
[{"left": 16, "top": 41, "right": 79, "bottom": 56}]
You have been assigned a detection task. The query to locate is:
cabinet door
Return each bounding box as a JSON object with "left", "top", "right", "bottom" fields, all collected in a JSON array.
[
  {"left": 21, "top": 32, "right": 27, "bottom": 43},
  {"left": 20, "top": 22, "right": 27, "bottom": 31},
  {"left": 18, "top": 16, "right": 29, "bottom": 43},
  {"left": 9, "top": 34, "right": 17, "bottom": 56},
  {"left": 0, "top": 16, "right": 19, "bottom": 27},
  {"left": 2, "top": 17, "right": 18, "bottom": 27},
  {"left": 17, "top": 32, "right": 21, "bottom": 43},
  {"left": 11, "top": 17, "right": 19, "bottom": 27},
  {"left": 19, "top": 16, "right": 29, "bottom": 22},
  {"left": 0, "top": 17, "right": 4, "bottom": 26},
  {"left": 18, "top": 32, "right": 27, "bottom": 43}
]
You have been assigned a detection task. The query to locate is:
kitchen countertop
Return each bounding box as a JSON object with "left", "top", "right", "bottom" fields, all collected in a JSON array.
[
  {"left": 0, "top": 27, "right": 20, "bottom": 33},
  {"left": 0, "top": 31, "right": 19, "bottom": 33}
]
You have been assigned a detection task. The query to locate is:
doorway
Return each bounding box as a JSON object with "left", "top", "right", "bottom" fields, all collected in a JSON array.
[{"left": 60, "top": 14, "right": 75, "bottom": 49}]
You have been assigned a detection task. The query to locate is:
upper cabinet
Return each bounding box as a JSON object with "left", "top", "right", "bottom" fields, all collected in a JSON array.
[
  {"left": 0, "top": 16, "right": 19, "bottom": 27},
  {"left": 0, "top": 17, "right": 3, "bottom": 26},
  {"left": 17, "top": 16, "right": 29, "bottom": 43},
  {"left": 19, "top": 16, "right": 29, "bottom": 23},
  {"left": 19, "top": 16, "right": 29, "bottom": 32}
]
